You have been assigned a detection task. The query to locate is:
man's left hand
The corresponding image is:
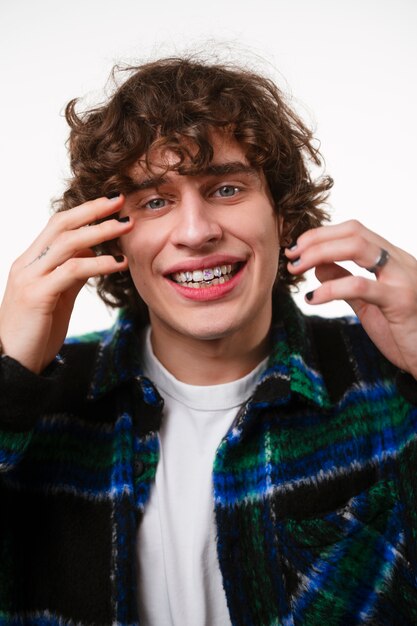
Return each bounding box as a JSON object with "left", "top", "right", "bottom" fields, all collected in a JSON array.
[{"left": 285, "top": 220, "right": 417, "bottom": 379}]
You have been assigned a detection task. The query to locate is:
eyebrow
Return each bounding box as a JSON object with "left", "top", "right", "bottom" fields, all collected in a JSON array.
[{"left": 129, "top": 162, "right": 260, "bottom": 192}]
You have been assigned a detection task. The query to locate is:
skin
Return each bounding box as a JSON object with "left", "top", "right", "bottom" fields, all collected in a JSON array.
[
  {"left": 285, "top": 220, "right": 417, "bottom": 379},
  {"left": 0, "top": 134, "right": 416, "bottom": 382},
  {"left": 0, "top": 198, "right": 133, "bottom": 374},
  {"left": 117, "top": 133, "right": 280, "bottom": 384}
]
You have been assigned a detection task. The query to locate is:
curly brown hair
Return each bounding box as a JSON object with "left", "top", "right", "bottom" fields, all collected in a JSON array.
[{"left": 56, "top": 55, "right": 332, "bottom": 317}]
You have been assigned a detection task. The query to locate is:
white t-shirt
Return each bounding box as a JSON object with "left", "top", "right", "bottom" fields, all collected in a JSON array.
[{"left": 137, "top": 329, "right": 267, "bottom": 626}]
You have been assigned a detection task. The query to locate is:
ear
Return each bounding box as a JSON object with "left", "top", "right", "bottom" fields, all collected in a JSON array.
[{"left": 279, "top": 214, "right": 300, "bottom": 249}]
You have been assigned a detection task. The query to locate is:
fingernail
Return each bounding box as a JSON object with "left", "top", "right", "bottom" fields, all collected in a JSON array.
[
  {"left": 288, "top": 243, "right": 298, "bottom": 251},
  {"left": 114, "top": 254, "right": 125, "bottom": 263},
  {"left": 290, "top": 257, "right": 301, "bottom": 266},
  {"left": 107, "top": 192, "right": 120, "bottom": 200},
  {"left": 117, "top": 216, "right": 130, "bottom": 223},
  {"left": 305, "top": 291, "right": 314, "bottom": 301}
]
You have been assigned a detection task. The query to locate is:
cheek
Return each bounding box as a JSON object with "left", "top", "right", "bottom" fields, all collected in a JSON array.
[
  {"left": 119, "top": 227, "right": 160, "bottom": 269},
  {"left": 264, "top": 212, "right": 281, "bottom": 250},
  {"left": 239, "top": 213, "right": 280, "bottom": 252},
  {"left": 249, "top": 215, "right": 281, "bottom": 275},
  {"left": 232, "top": 200, "right": 279, "bottom": 238}
]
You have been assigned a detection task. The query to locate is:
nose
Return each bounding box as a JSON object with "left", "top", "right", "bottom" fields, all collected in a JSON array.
[{"left": 171, "top": 193, "right": 223, "bottom": 249}]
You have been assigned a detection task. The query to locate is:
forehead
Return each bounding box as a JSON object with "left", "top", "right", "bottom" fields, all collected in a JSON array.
[{"left": 130, "top": 131, "right": 252, "bottom": 181}]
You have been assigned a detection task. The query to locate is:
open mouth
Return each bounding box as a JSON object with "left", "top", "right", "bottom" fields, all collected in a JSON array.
[{"left": 170, "top": 262, "right": 242, "bottom": 289}]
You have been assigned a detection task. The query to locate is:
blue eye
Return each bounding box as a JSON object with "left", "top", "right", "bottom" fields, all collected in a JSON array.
[
  {"left": 215, "top": 185, "right": 239, "bottom": 198},
  {"left": 145, "top": 198, "right": 167, "bottom": 210}
]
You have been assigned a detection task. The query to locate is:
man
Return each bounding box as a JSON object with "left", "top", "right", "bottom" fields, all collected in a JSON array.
[{"left": 0, "top": 57, "right": 416, "bottom": 626}]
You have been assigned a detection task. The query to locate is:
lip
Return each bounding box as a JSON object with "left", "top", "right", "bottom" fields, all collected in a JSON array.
[
  {"left": 166, "top": 262, "right": 246, "bottom": 301},
  {"left": 164, "top": 254, "right": 245, "bottom": 276}
]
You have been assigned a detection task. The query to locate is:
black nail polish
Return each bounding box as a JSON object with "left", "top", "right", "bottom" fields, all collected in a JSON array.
[
  {"left": 290, "top": 257, "right": 301, "bottom": 266},
  {"left": 305, "top": 291, "right": 314, "bottom": 301},
  {"left": 114, "top": 254, "right": 125, "bottom": 263},
  {"left": 106, "top": 191, "right": 120, "bottom": 200},
  {"left": 117, "top": 216, "right": 130, "bottom": 223}
]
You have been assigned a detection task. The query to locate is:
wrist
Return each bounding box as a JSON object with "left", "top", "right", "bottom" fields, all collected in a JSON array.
[{"left": 0, "top": 337, "right": 44, "bottom": 374}]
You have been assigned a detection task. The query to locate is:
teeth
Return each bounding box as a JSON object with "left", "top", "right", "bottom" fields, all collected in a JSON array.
[
  {"left": 172, "top": 263, "right": 238, "bottom": 286},
  {"left": 203, "top": 268, "right": 214, "bottom": 281},
  {"left": 192, "top": 270, "right": 204, "bottom": 282},
  {"left": 186, "top": 274, "right": 232, "bottom": 288}
]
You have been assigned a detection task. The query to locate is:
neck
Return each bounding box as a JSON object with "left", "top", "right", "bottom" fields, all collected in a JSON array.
[{"left": 148, "top": 315, "right": 271, "bottom": 386}]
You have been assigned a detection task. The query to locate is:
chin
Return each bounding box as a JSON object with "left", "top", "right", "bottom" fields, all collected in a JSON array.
[{"left": 186, "top": 309, "right": 260, "bottom": 342}]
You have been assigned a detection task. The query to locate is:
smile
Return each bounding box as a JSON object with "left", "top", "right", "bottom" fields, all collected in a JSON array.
[{"left": 170, "top": 263, "right": 241, "bottom": 288}]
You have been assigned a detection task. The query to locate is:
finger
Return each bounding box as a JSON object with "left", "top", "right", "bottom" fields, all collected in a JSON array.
[
  {"left": 40, "top": 253, "right": 129, "bottom": 296},
  {"left": 286, "top": 220, "right": 388, "bottom": 255},
  {"left": 312, "top": 264, "right": 369, "bottom": 317},
  {"left": 286, "top": 231, "right": 416, "bottom": 283},
  {"left": 23, "top": 217, "right": 133, "bottom": 274},
  {"left": 286, "top": 220, "right": 417, "bottom": 274},
  {"left": 286, "top": 235, "right": 396, "bottom": 277},
  {"left": 314, "top": 262, "right": 351, "bottom": 283},
  {"left": 51, "top": 194, "right": 126, "bottom": 232},
  {"left": 304, "top": 273, "right": 408, "bottom": 316},
  {"left": 16, "top": 195, "right": 126, "bottom": 268}
]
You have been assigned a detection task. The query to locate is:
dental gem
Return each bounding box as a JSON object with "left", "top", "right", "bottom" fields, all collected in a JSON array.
[{"left": 203, "top": 268, "right": 214, "bottom": 280}]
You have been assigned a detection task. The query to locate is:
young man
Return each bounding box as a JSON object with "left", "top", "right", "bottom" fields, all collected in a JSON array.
[{"left": 0, "top": 57, "right": 417, "bottom": 626}]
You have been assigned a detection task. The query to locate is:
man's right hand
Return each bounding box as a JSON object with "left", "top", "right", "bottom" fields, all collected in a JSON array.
[{"left": 0, "top": 195, "right": 132, "bottom": 374}]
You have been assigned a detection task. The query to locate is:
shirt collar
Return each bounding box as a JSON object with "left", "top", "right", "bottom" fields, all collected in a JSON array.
[
  {"left": 87, "top": 292, "right": 331, "bottom": 409},
  {"left": 254, "top": 292, "right": 331, "bottom": 409},
  {"left": 87, "top": 312, "right": 145, "bottom": 400}
]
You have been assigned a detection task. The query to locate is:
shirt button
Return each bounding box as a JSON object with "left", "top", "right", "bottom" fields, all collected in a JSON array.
[{"left": 133, "top": 459, "right": 144, "bottom": 477}]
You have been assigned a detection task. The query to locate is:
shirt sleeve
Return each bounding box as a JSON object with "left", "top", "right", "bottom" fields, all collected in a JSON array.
[
  {"left": 396, "top": 370, "right": 417, "bottom": 405},
  {"left": 0, "top": 354, "right": 65, "bottom": 472}
]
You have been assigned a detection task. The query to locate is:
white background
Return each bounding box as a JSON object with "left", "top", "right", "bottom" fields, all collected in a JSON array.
[{"left": 1, "top": 0, "right": 416, "bottom": 336}]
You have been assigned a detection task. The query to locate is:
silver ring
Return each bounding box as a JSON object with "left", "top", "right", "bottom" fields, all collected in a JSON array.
[{"left": 367, "top": 248, "right": 390, "bottom": 274}]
